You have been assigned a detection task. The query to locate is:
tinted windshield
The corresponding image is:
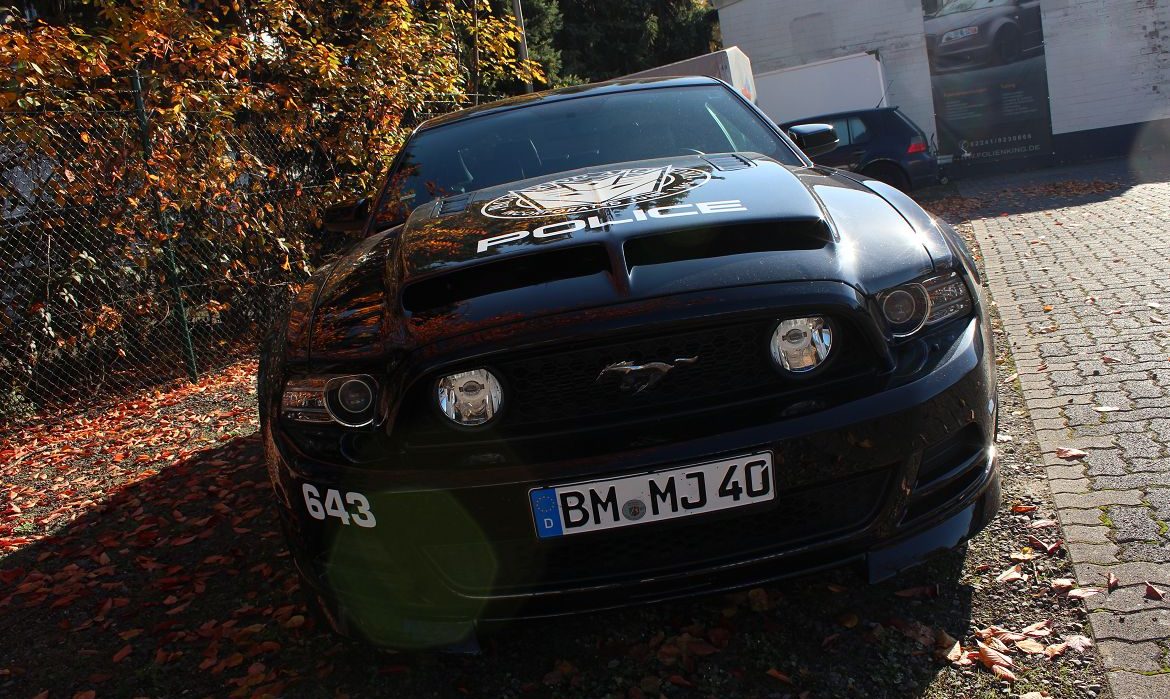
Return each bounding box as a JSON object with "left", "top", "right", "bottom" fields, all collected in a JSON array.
[
  {"left": 931, "top": 0, "right": 1014, "bottom": 16},
  {"left": 374, "top": 84, "right": 800, "bottom": 223}
]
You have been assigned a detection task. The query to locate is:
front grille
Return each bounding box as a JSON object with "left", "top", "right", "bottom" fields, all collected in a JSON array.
[
  {"left": 396, "top": 316, "right": 878, "bottom": 447},
  {"left": 500, "top": 321, "right": 775, "bottom": 427},
  {"left": 424, "top": 466, "right": 892, "bottom": 593},
  {"left": 492, "top": 318, "right": 866, "bottom": 430}
]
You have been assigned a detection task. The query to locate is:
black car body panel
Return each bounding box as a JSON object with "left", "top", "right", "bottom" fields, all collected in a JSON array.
[
  {"left": 781, "top": 108, "right": 940, "bottom": 191},
  {"left": 260, "top": 77, "right": 998, "bottom": 648},
  {"left": 308, "top": 155, "right": 939, "bottom": 365}
]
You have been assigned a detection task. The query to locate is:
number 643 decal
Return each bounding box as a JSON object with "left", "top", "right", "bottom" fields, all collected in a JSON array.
[{"left": 302, "top": 484, "right": 377, "bottom": 528}]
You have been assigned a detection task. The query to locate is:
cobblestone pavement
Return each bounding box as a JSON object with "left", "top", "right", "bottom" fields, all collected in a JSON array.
[{"left": 967, "top": 158, "right": 1170, "bottom": 699}]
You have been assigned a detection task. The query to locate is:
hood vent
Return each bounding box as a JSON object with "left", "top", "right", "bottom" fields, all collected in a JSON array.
[
  {"left": 624, "top": 220, "right": 830, "bottom": 270},
  {"left": 703, "top": 154, "right": 754, "bottom": 171},
  {"left": 403, "top": 244, "right": 611, "bottom": 314},
  {"left": 438, "top": 194, "right": 471, "bottom": 216}
]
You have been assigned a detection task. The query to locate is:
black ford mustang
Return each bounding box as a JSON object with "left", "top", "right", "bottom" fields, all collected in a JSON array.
[{"left": 259, "top": 77, "right": 999, "bottom": 649}]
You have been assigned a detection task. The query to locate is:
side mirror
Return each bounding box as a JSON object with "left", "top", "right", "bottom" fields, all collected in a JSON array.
[
  {"left": 787, "top": 123, "right": 839, "bottom": 158},
  {"left": 321, "top": 197, "right": 371, "bottom": 234}
]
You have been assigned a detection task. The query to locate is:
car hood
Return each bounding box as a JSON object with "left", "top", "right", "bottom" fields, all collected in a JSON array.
[
  {"left": 306, "top": 154, "right": 943, "bottom": 361},
  {"left": 925, "top": 7, "right": 1001, "bottom": 35}
]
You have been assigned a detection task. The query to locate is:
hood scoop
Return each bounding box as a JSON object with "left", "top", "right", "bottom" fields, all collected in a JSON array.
[
  {"left": 403, "top": 244, "right": 611, "bottom": 315},
  {"left": 702, "top": 153, "right": 754, "bottom": 171},
  {"left": 624, "top": 220, "right": 831, "bottom": 270},
  {"left": 438, "top": 193, "right": 472, "bottom": 216}
]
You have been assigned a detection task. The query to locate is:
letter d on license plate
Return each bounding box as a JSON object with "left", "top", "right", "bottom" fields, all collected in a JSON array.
[{"left": 529, "top": 452, "right": 774, "bottom": 538}]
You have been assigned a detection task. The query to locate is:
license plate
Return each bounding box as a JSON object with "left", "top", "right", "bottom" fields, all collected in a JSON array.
[{"left": 529, "top": 452, "right": 774, "bottom": 538}]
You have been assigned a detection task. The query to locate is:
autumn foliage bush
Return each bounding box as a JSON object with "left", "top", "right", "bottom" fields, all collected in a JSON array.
[{"left": 0, "top": 0, "right": 539, "bottom": 417}]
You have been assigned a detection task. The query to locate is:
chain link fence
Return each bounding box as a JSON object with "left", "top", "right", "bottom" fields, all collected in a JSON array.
[{"left": 0, "top": 75, "right": 371, "bottom": 424}]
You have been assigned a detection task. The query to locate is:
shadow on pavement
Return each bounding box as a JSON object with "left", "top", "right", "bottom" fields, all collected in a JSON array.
[
  {"left": 0, "top": 434, "right": 975, "bottom": 698},
  {"left": 915, "top": 151, "right": 1170, "bottom": 225}
]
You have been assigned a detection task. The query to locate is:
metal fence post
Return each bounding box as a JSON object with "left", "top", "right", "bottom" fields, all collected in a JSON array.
[{"left": 130, "top": 68, "right": 199, "bottom": 382}]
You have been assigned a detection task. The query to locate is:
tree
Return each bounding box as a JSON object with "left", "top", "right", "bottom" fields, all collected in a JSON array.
[
  {"left": 555, "top": 0, "right": 717, "bottom": 81},
  {"left": 0, "top": 0, "right": 540, "bottom": 405}
]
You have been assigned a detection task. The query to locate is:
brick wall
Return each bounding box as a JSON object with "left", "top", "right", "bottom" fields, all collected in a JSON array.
[
  {"left": 715, "top": 0, "right": 937, "bottom": 144},
  {"left": 1041, "top": 0, "right": 1170, "bottom": 135}
]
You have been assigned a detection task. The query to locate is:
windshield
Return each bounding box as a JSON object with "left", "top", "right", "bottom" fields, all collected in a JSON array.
[
  {"left": 373, "top": 84, "right": 800, "bottom": 224},
  {"left": 930, "top": 0, "right": 1015, "bottom": 16}
]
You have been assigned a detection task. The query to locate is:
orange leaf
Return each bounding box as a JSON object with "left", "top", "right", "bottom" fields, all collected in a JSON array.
[
  {"left": 976, "top": 641, "right": 1014, "bottom": 669},
  {"left": 1020, "top": 619, "right": 1053, "bottom": 638},
  {"left": 1144, "top": 582, "right": 1165, "bottom": 600},
  {"left": 1011, "top": 504, "right": 1038, "bottom": 513},
  {"left": 1015, "top": 638, "right": 1045, "bottom": 654},
  {"left": 113, "top": 644, "right": 132, "bottom": 663},
  {"left": 995, "top": 564, "right": 1025, "bottom": 584},
  {"left": 667, "top": 674, "right": 692, "bottom": 688},
  {"left": 1067, "top": 587, "right": 1104, "bottom": 600},
  {"left": 894, "top": 584, "right": 939, "bottom": 599},
  {"left": 1054, "top": 447, "right": 1087, "bottom": 460},
  {"left": 765, "top": 668, "right": 793, "bottom": 684},
  {"left": 222, "top": 652, "right": 244, "bottom": 668},
  {"left": 992, "top": 664, "right": 1017, "bottom": 682}
]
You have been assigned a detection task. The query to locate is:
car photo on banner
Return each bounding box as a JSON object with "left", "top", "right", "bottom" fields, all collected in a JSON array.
[{"left": 258, "top": 76, "right": 999, "bottom": 649}]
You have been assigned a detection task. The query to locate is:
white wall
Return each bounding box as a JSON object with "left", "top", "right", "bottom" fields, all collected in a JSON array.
[
  {"left": 715, "top": 0, "right": 937, "bottom": 142},
  {"left": 1041, "top": 0, "right": 1170, "bottom": 135},
  {"left": 718, "top": 0, "right": 1170, "bottom": 144}
]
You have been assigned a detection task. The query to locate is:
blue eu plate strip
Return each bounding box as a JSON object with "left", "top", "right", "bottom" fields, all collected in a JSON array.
[{"left": 530, "top": 488, "right": 563, "bottom": 538}]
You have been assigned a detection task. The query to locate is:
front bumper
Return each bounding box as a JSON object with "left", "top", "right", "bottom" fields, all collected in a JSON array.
[
  {"left": 269, "top": 315, "right": 998, "bottom": 648},
  {"left": 928, "top": 36, "right": 997, "bottom": 73},
  {"left": 905, "top": 153, "right": 942, "bottom": 191}
]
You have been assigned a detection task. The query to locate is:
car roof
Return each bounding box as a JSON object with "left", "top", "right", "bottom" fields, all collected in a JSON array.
[
  {"left": 416, "top": 76, "right": 725, "bottom": 131},
  {"left": 780, "top": 107, "right": 900, "bottom": 125}
]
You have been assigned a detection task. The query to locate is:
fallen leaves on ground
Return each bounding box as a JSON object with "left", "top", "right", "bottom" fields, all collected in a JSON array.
[
  {"left": 1027, "top": 536, "right": 1064, "bottom": 556},
  {"left": 996, "top": 564, "right": 1026, "bottom": 584},
  {"left": 1054, "top": 447, "right": 1088, "bottom": 460},
  {"left": 1067, "top": 587, "right": 1105, "bottom": 600},
  {"left": 894, "top": 584, "right": 939, "bottom": 599},
  {"left": 1145, "top": 582, "right": 1165, "bottom": 600}
]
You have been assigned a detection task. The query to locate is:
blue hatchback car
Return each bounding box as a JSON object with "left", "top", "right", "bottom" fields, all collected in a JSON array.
[{"left": 782, "top": 107, "right": 940, "bottom": 192}]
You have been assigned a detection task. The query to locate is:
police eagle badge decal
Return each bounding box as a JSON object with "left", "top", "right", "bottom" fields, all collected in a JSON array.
[{"left": 481, "top": 165, "right": 711, "bottom": 219}]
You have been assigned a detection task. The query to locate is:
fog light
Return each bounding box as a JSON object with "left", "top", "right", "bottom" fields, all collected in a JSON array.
[
  {"left": 437, "top": 369, "right": 503, "bottom": 426},
  {"left": 770, "top": 317, "right": 832, "bottom": 373}
]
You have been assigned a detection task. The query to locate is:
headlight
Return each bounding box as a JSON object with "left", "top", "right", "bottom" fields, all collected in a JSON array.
[
  {"left": 770, "top": 316, "right": 833, "bottom": 373},
  {"left": 879, "top": 272, "right": 973, "bottom": 337},
  {"left": 282, "top": 374, "right": 379, "bottom": 427},
  {"left": 940, "top": 26, "right": 979, "bottom": 44},
  {"left": 437, "top": 369, "right": 503, "bottom": 427},
  {"left": 923, "top": 272, "right": 973, "bottom": 325},
  {"left": 879, "top": 284, "right": 930, "bottom": 337}
]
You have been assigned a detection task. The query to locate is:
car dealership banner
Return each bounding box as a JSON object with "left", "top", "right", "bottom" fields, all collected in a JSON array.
[{"left": 922, "top": 0, "right": 1053, "bottom": 164}]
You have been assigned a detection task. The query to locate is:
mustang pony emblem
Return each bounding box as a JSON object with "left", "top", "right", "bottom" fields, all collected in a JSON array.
[
  {"left": 596, "top": 357, "right": 699, "bottom": 394},
  {"left": 481, "top": 165, "right": 711, "bottom": 219}
]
